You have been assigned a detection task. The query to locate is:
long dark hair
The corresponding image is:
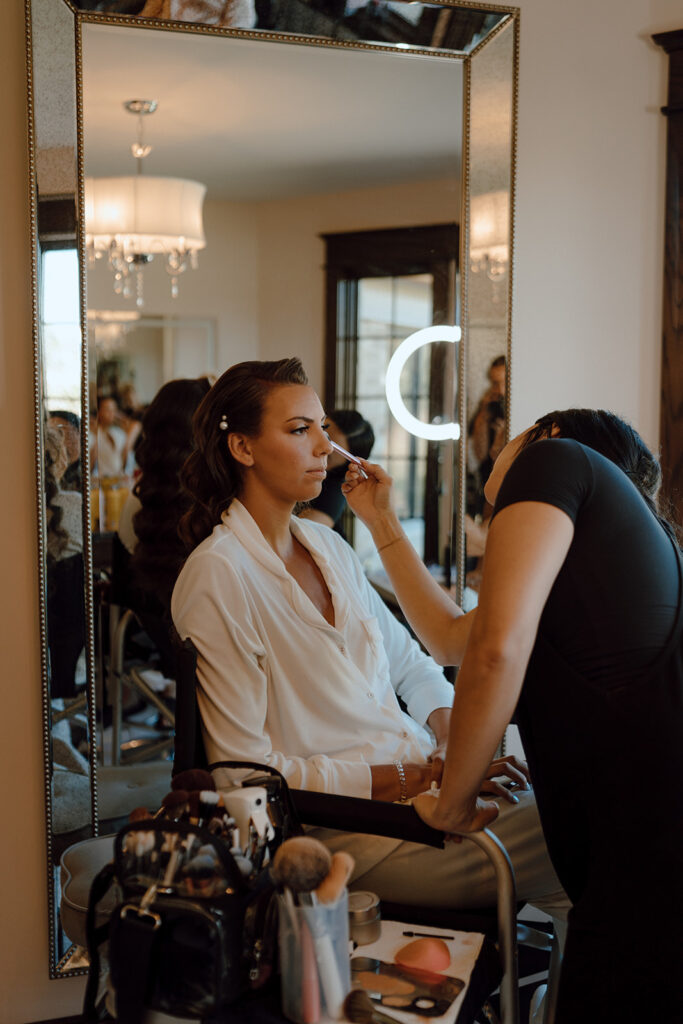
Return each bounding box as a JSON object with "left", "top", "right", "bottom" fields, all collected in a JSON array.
[
  {"left": 44, "top": 425, "right": 68, "bottom": 563},
  {"left": 131, "top": 376, "right": 212, "bottom": 606},
  {"left": 179, "top": 357, "right": 309, "bottom": 553},
  {"left": 522, "top": 409, "right": 679, "bottom": 542}
]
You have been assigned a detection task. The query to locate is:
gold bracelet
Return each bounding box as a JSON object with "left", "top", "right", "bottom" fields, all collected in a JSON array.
[
  {"left": 393, "top": 760, "right": 408, "bottom": 803},
  {"left": 377, "top": 535, "right": 405, "bottom": 554}
]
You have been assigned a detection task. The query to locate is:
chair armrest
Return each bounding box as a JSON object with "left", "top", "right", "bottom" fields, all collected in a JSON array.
[{"left": 290, "top": 789, "right": 445, "bottom": 848}]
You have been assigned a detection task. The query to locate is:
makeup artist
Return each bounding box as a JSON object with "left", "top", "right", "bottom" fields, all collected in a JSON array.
[
  {"left": 171, "top": 358, "right": 568, "bottom": 924},
  {"left": 343, "top": 408, "right": 683, "bottom": 1022}
]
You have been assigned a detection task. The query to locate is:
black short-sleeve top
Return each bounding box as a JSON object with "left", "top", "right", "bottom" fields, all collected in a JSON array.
[{"left": 491, "top": 438, "right": 680, "bottom": 687}]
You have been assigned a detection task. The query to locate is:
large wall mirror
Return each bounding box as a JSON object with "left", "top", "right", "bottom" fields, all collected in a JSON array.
[{"left": 26, "top": 0, "right": 518, "bottom": 977}]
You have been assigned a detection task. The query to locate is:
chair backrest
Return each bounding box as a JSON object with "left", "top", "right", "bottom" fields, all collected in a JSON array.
[{"left": 173, "top": 637, "right": 208, "bottom": 776}]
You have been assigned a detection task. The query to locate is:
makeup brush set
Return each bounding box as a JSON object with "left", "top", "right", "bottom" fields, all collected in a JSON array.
[
  {"left": 83, "top": 763, "right": 304, "bottom": 1024},
  {"left": 273, "top": 836, "right": 355, "bottom": 1023}
]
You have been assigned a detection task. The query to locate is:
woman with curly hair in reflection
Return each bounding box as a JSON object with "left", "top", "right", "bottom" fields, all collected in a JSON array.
[{"left": 114, "top": 376, "right": 212, "bottom": 679}]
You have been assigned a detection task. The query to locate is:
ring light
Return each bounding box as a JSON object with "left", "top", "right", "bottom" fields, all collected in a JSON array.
[{"left": 385, "top": 325, "right": 461, "bottom": 441}]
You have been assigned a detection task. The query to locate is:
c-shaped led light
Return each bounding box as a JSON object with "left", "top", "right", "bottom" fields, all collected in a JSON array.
[{"left": 385, "top": 325, "right": 462, "bottom": 441}]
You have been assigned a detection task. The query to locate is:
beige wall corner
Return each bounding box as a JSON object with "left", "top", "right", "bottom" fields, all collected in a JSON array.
[{"left": 0, "top": 2, "right": 83, "bottom": 1021}]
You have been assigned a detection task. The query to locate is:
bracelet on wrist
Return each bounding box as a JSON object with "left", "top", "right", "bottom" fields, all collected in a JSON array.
[
  {"left": 377, "top": 535, "right": 405, "bottom": 554},
  {"left": 393, "top": 760, "right": 408, "bottom": 803}
]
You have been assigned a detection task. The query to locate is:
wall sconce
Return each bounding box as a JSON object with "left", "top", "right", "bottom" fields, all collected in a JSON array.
[
  {"left": 470, "top": 190, "right": 509, "bottom": 281},
  {"left": 385, "top": 325, "right": 461, "bottom": 440}
]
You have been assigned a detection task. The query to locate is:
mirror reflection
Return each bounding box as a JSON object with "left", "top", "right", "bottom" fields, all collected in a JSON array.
[
  {"left": 28, "top": 0, "right": 517, "bottom": 978},
  {"left": 71, "top": 0, "right": 506, "bottom": 55},
  {"left": 81, "top": 23, "right": 463, "bottom": 781}
]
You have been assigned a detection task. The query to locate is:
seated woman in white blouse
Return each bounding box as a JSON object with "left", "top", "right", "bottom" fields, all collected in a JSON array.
[{"left": 171, "top": 357, "right": 568, "bottom": 922}]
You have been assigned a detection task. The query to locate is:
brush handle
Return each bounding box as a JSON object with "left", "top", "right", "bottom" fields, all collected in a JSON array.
[
  {"left": 311, "top": 930, "right": 345, "bottom": 1019},
  {"left": 300, "top": 919, "right": 321, "bottom": 1024},
  {"left": 370, "top": 1006, "right": 404, "bottom": 1024}
]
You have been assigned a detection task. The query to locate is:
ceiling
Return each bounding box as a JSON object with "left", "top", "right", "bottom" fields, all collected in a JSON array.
[{"left": 81, "top": 22, "right": 464, "bottom": 202}]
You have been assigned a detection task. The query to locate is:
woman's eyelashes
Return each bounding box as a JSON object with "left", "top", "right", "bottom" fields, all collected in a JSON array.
[{"left": 291, "top": 421, "right": 330, "bottom": 436}]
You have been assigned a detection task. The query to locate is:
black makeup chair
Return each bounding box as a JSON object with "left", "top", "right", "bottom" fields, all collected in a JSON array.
[{"left": 173, "top": 639, "right": 562, "bottom": 1024}]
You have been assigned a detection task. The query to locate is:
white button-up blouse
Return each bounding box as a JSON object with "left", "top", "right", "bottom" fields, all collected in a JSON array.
[{"left": 172, "top": 500, "right": 454, "bottom": 797}]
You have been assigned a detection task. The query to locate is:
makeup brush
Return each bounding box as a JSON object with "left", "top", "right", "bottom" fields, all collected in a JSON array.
[
  {"left": 271, "top": 836, "right": 332, "bottom": 894},
  {"left": 343, "top": 989, "right": 403, "bottom": 1024},
  {"left": 198, "top": 789, "right": 222, "bottom": 826},
  {"left": 129, "top": 805, "right": 151, "bottom": 823},
  {"left": 161, "top": 789, "right": 189, "bottom": 820},
  {"left": 329, "top": 439, "right": 368, "bottom": 479},
  {"left": 315, "top": 851, "right": 355, "bottom": 905}
]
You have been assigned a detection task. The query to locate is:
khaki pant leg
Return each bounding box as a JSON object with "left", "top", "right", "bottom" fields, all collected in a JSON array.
[{"left": 310, "top": 789, "right": 569, "bottom": 921}]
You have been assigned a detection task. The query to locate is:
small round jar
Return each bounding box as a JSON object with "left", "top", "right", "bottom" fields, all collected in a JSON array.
[{"left": 348, "top": 890, "right": 381, "bottom": 946}]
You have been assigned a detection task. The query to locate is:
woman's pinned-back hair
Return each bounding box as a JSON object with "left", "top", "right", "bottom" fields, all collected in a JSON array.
[
  {"left": 179, "top": 357, "right": 309, "bottom": 552},
  {"left": 523, "top": 408, "right": 678, "bottom": 542}
]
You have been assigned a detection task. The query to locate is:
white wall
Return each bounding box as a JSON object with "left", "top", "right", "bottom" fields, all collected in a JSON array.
[
  {"left": 87, "top": 178, "right": 459, "bottom": 396},
  {"left": 511, "top": 0, "right": 681, "bottom": 449},
  {"left": 254, "top": 176, "right": 461, "bottom": 389},
  {"left": 2, "top": 0, "right": 682, "bottom": 1019}
]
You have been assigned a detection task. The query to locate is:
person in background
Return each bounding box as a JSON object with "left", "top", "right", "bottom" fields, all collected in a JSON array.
[
  {"left": 49, "top": 410, "right": 82, "bottom": 491},
  {"left": 342, "top": 408, "right": 682, "bottom": 1022},
  {"left": 91, "top": 395, "right": 129, "bottom": 478},
  {"left": 465, "top": 355, "right": 507, "bottom": 587},
  {"left": 45, "top": 425, "right": 85, "bottom": 700},
  {"left": 468, "top": 355, "right": 506, "bottom": 494},
  {"left": 172, "top": 357, "right": 568, "bottom": 927},
  {"left": 298, "top": 408, "right": 374, "bottom": 534}
]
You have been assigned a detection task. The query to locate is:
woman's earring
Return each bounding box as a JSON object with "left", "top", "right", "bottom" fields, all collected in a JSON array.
[{"left": 219, "top": 415, "right": 229, "bottom": 431}]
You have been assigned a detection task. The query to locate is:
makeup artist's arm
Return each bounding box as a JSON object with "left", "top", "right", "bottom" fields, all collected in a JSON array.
[
  {"left": 413, "top": 500, "right": 573, "bottom": 834},
  {"left": 343, "top": 461, "right": 475, "bottom": 666}
]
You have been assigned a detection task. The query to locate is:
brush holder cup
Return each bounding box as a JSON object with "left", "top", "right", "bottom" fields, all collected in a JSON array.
[{"left": 278, "top": 889, "right": 351, "bottom": 1023}]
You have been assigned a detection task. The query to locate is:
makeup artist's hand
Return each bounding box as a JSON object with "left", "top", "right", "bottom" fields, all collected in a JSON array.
[
  {"left": 342, "top": 459, "right": 394, "bottom": 529},
  {"left": 480, "top": 755, "right": 530, "bottom": 803},
  {"left": 412, "top": 790, "right": 500, "bottom": 841}
]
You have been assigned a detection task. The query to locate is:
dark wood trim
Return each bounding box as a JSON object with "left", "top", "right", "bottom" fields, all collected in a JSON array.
[
  {"left": 37, "top": 195, "right": 77, "bottom": 244},
  {"left": 653, "top": 29, "right": 683, "bottom": 523},
  {"left": 321, "top": 223, "right": 459, "bottom": 279}
]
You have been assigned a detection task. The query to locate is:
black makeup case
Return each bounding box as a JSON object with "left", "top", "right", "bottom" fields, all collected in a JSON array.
[{"left": 82, "top": 762, "right": 301, "bottom": 1024}]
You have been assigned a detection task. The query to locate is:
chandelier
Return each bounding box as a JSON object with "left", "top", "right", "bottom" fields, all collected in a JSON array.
[
  {"left": 85, "top": 99, "right": 206, "bottom": 308},
  {"left": 469, "top": 191, "right": 509, "bottom": 282}
]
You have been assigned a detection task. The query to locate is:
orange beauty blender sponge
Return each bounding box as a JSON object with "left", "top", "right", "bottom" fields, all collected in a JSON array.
[{"left": 395, "top": 937, "right": 451, "bottom": 973}]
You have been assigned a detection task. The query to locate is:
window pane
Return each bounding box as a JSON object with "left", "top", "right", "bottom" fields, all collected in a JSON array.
[
  {"left": 393, "top": 274, "right": 433, "bottom": 331},
  {"left": 42, "top": 250, "right": 80, "bottom": 324},
  {"left": 356, "top": 339, "right": 392, "bottom": 398},
  {"left": 358, "top": 278, "right": 393, "bottom": 332}
]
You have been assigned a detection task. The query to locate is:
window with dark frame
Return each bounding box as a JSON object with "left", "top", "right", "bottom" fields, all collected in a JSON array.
[{"left": 323, "top": 223, "right": 459, "bottom": 565}]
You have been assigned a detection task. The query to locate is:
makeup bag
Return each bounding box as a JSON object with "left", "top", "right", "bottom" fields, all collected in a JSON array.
[{"left": 82, "top": 762, "right": 302, "bottom": 1024}]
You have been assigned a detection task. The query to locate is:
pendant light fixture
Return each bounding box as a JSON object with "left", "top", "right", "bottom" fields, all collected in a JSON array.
[{"left": 85, "top": 99, "right": 207, "bottom": 308}]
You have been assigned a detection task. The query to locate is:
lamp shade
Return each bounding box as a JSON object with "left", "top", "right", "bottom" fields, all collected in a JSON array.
[
  {"left": 85, "top": 176, "right": 206, "bottom": 255},
  {"left": 470, "top": 190, "right": 509, "bottom": 251}
]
